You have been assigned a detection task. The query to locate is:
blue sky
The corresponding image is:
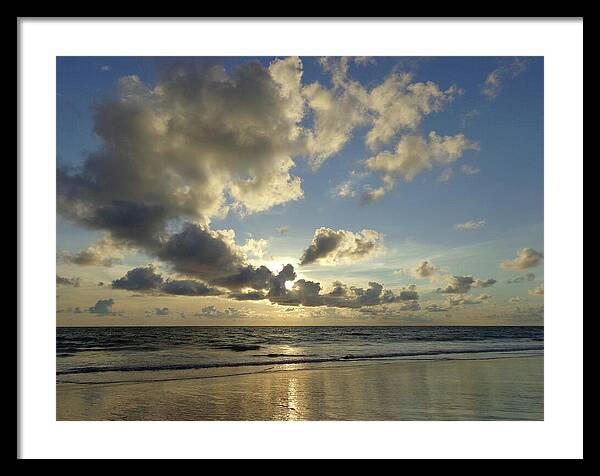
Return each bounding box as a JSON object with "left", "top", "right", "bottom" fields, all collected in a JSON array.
[{"left": 56, "top": 56, "right": 544, "bottom": 325}]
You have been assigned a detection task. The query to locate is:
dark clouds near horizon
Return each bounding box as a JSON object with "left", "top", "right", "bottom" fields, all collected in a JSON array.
[{"left": 111, "top": 263, "right": 421, "bottom": 310}]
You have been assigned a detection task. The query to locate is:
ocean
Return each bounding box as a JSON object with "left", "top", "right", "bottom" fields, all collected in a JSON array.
[{"left": 57, "top": 326, "right": 543, "bottom": 385}]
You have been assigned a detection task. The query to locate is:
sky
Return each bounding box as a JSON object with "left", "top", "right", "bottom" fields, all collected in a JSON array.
[{"left": 56, "top": 56, "right": 544, "bottom": 326}]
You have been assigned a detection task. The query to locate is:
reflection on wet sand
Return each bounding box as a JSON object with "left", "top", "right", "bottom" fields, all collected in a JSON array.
[{"left": 57, "top": 356, "right": 543, "bottom": 421}]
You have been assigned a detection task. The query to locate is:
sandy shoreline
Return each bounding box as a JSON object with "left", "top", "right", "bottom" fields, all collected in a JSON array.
[{"left": 57, "top": 355, "right": 543, "bottom": 421}]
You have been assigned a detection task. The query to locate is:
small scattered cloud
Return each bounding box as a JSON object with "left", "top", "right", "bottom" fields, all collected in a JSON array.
[
  {"left": 436, "top": 275, "right": 497, "bottom": 294},
  {"left": 100, "top": 65, "right": 112, "bottom": 71},
  {"left": 364, "top": 132, "right": 479, "bottom": 200},
  {"left": 412, "top": 260, "right": 439, "bottom": 279},
  {"left": 437, "top": 168, "right": 454, "bottom": 183},
  {"left": 425, "top": 304, "right": 448, "bottom": 313},
  {"left": 360, "top": 176, "right": 395, "bottom": 205},
  {"left": 454, "top": 219, "right": 486, "bottom": 231},
  {"left": 528, "top": 283, "right": 544, "bottom": 296},
  {"left": 300, "top": 228, "right": 384, "bottom": 266},
  {"left": 59, "top": 237, "right": 127, "bottom": 267},
  {"left": 353, "top": 56, "right": 376, "bottom": 67},
  {"left": 57, "top": 307, "right": 84, "bottom": 314},
  {"left": 333, "top": 181, "right": 357, "bottom": 199},
  {"left": 447, "top": 293, "right": 492, "bottom": 307},
  {"left": 332, "top": 171, "right": 368, "bottom": 200},
  {"left": 473, "top": 278, "right": 497, "bottom": 288},
  {"left": 56, "top": 275, "right": 80, "bottom": 287},
  {"left": 506, "top": 273, "right": 536, "bottom": 284},
  {"left": 477, "top": 293, "right": 493, "bottom": 301},
  {"left": 501, "top": 248, "right": 543, "bottom": 270},
  {"left": 88, "top": 298, "right": 115, "bottom": 314},
  {"left": 461, "top": 109, "right": 480, "bottom": 128},
  {"left": 460, "top": 164, "right": 480, "bottom": 175},
  {"left": 481, "top": 58, "right": 530, "bottom": 99},
  {"left": 437, "top": 276, "right": 476, "bottom": 294},
  {"left": 195, "top": 305, "right": 248, "bottom": 319},
  {"left": 397, "top": 260, "right": 441, "bottom": 281}
]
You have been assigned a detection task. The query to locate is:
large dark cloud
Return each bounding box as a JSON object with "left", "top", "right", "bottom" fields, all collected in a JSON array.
[
  {"left": 57, "top": 59, "right": 312, "bottom": 290},
  {"left": 57, "top": 59, "right": 308, "bottom": 251}
]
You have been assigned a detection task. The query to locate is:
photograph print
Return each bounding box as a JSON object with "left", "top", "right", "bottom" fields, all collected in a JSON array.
[{"left": 55, "top": 56, "right": 544, "bottom": 421}]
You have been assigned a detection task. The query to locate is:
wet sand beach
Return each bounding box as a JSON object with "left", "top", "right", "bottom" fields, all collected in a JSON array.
[{"left": 57, "top": 355, "right": 543, "bottom": 421}]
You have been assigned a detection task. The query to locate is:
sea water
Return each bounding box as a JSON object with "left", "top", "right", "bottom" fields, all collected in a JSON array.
[{"left": 57, "top": 326, "right": 543, "bottom": 385}]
